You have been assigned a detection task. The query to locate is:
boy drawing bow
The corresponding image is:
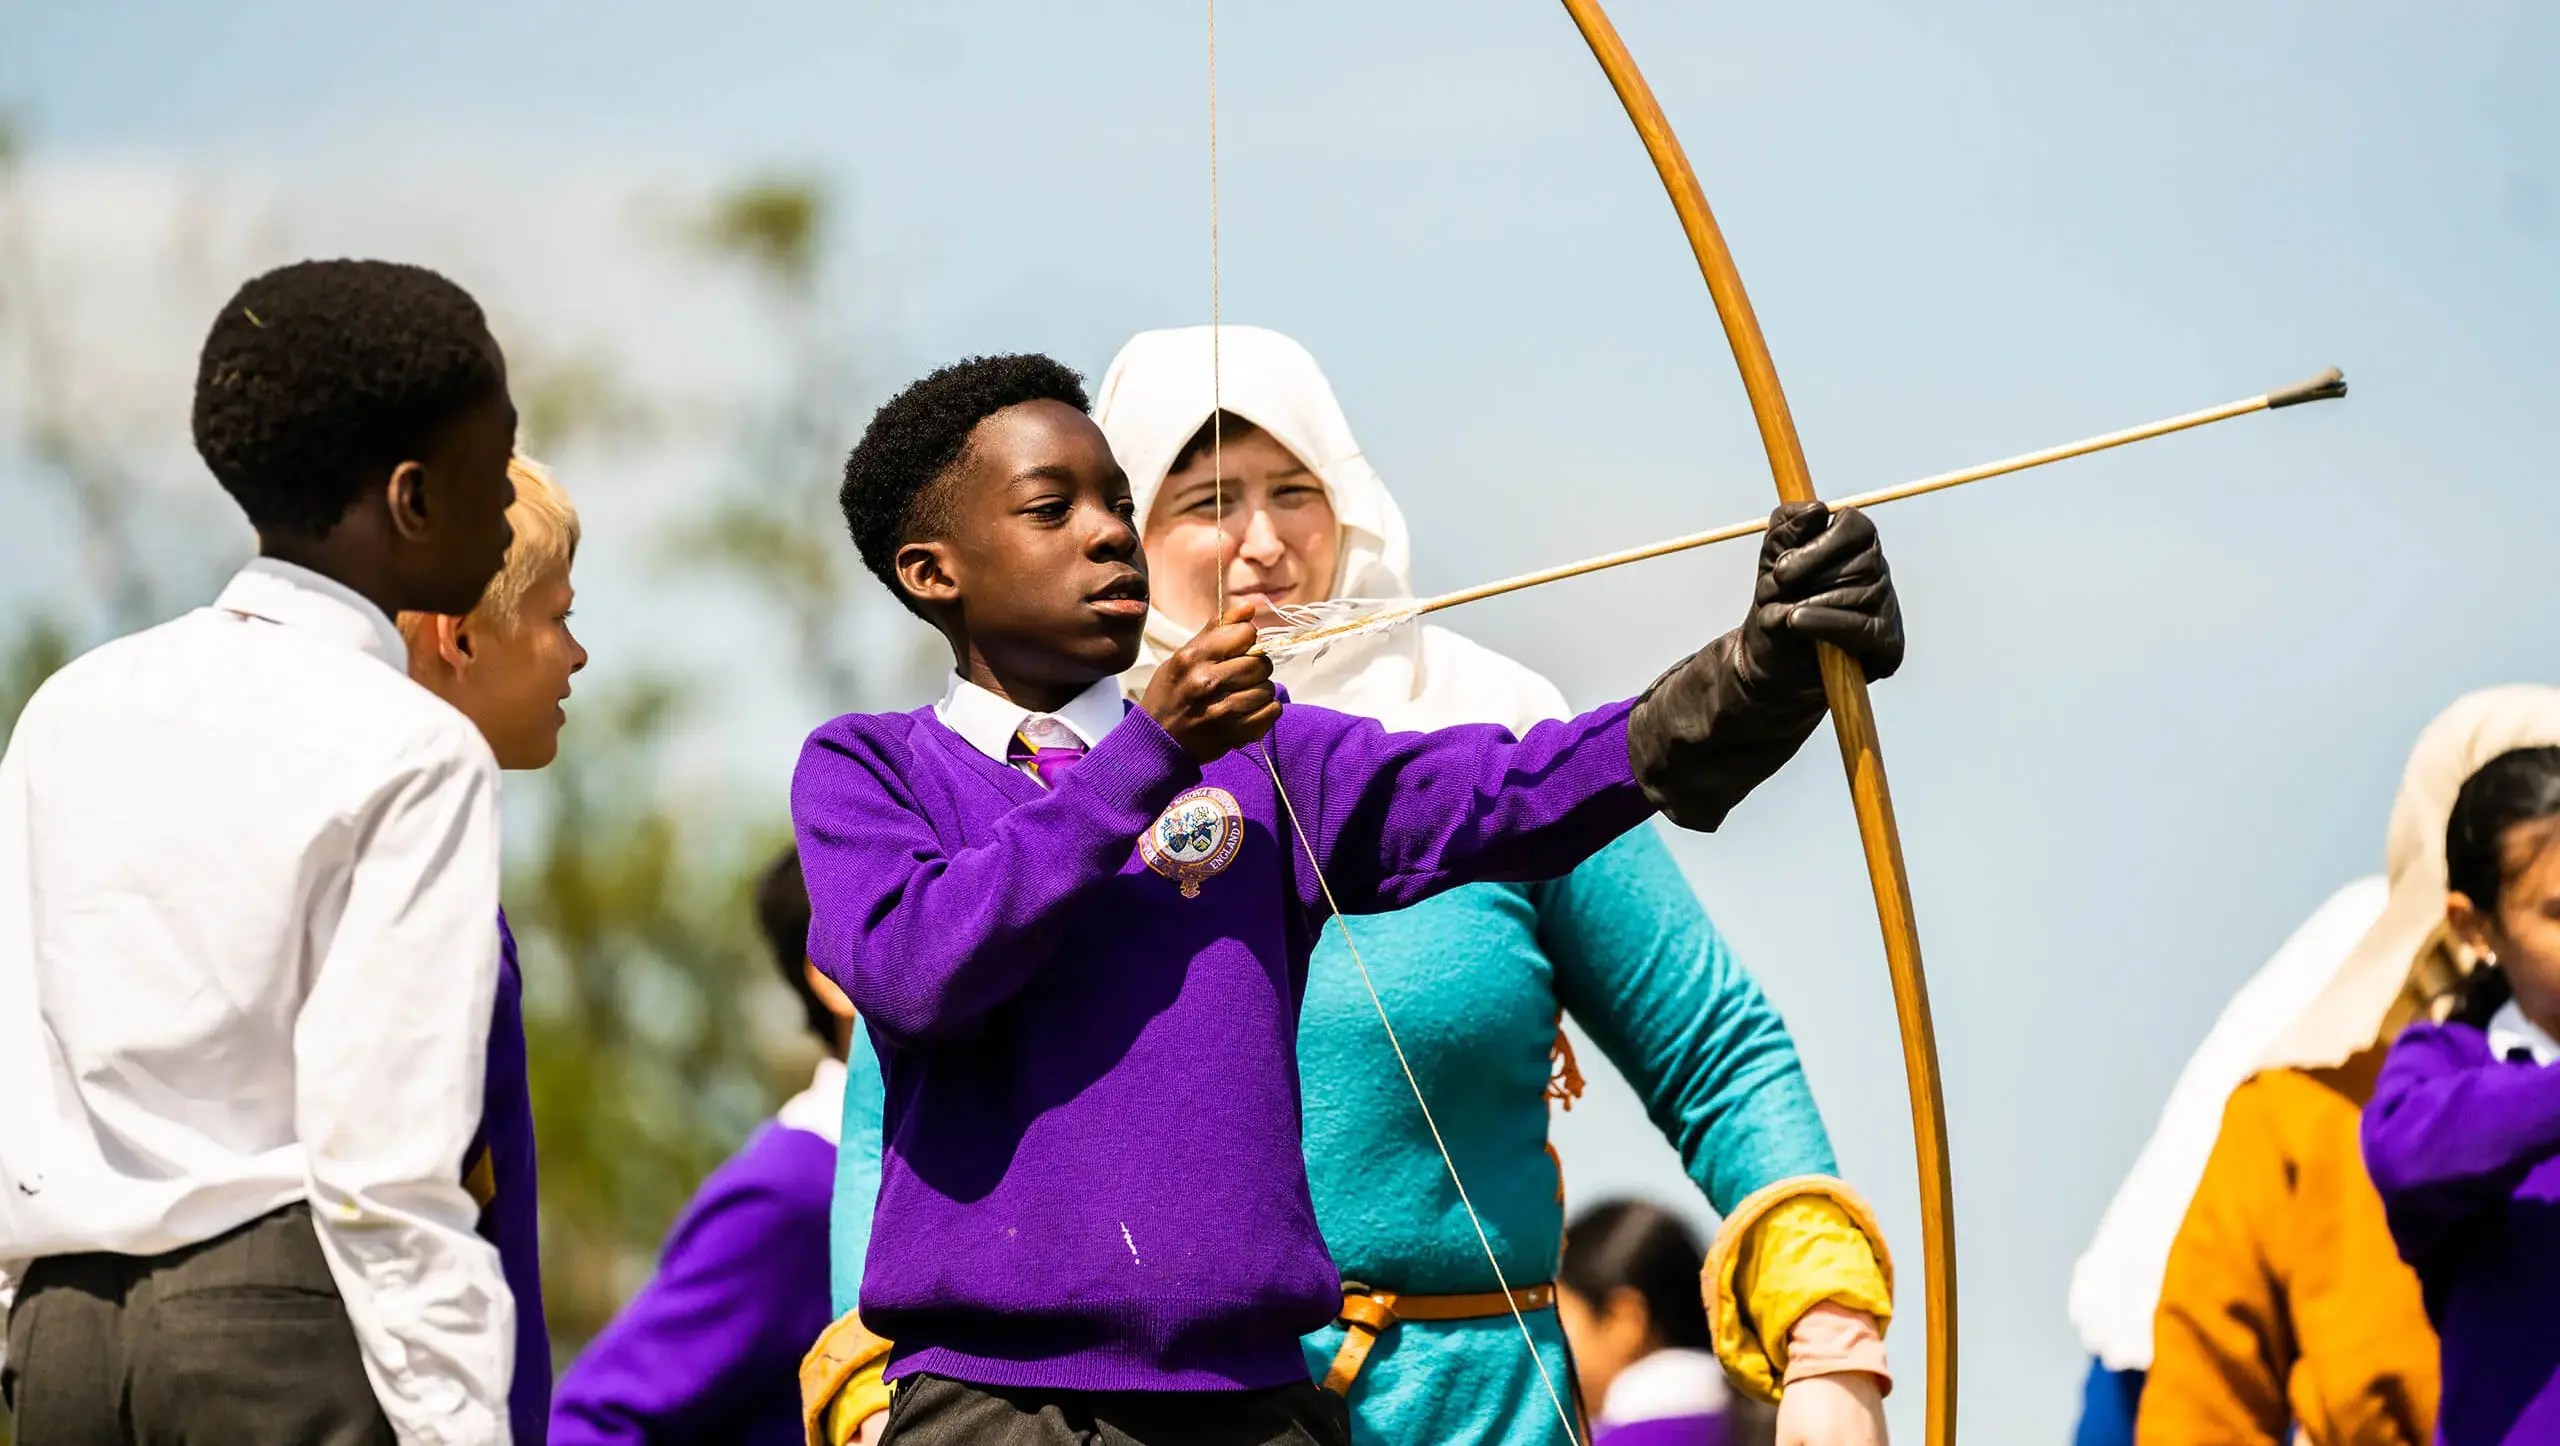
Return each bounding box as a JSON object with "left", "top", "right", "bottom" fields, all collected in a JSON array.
[{"left": 794, "top": 353, "right": 1903, "bottom": 1446}]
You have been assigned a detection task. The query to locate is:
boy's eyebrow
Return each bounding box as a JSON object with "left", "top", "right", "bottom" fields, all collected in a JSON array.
[{"left": 1008, "top": 462, "right": 1132, "bottom": 491}]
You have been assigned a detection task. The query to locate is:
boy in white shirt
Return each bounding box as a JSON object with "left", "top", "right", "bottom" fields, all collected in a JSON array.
[{"left": 1, "top": 258, "right": 524, "bottom": 1445}]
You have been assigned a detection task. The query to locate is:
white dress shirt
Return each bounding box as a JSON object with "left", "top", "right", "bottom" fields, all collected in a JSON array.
[
  {"left": 0, "top": 558, "right": 513, "bottom": 1445},
  {"left": 931, "top": 671, "right": 1128, "bottom": 775}
]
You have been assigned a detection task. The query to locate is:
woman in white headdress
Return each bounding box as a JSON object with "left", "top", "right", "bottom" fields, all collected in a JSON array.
[
  {"left": 1090, "top": 325, "right": 1895, "bottom": 1446},
  {"left": 2062, "top": 877, "right": 2387, "bottom": 1446},
  {"left": 2116, "top": 686, "right": 2560, "bottom": 1446}
]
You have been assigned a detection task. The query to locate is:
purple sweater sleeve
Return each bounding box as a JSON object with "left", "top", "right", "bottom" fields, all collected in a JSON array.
[
  {"left": 792, "top": 709, "right": 1201, "bottom": 1045},
  {"left": 1277, "top": 697, "right": 1652, "bottom": 918},
  {"left": 550, "top": 1128, "right": 835, "bottom": 1446},
  {"left": 2364, "top": 1021, "right": 2560, "bottom": 1264}
]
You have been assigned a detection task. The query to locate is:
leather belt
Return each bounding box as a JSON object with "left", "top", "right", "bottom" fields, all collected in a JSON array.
[{"left": 1320, "top": 1281, "right": 1559, "bottom": 1396}]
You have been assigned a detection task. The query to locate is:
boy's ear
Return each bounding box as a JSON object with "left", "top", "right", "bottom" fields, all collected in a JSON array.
[
  {"left": 384, "top": 461, "right": 433, "bottom": 541},
  {"left": 436, "top": 612, "right": 475, "bottom": 673},
  {"left": 894, "top": 540, "right": 962, "bottom": 611},
  {"left": 803, "top": 961, "right": 858, "bottom": 1022}
]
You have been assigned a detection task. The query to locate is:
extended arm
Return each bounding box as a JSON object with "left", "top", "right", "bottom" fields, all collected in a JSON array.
[
  {"left": 294, "top": 739, "right": 514, "bottom": 1446},
  {"left": 2362, "top": 1023, "right": 2560, "bottom": 1263},
  {"left": 1286, "top": 698, "right": 1654, "bottom": 918},
  {"left": 1279, "top": 502, "right": 1903, "bottom": 914},
  {"left": 793, "top": 714, "right": 1198, "bottom": 1045}
]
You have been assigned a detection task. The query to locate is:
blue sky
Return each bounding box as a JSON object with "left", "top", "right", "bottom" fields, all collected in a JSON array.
[{"left": 7, "top": 3, "right": 2557, "bottom": 1438}]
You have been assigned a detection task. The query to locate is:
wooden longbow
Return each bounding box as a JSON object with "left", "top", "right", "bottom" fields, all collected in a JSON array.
[{"left": 1555, "top": 4, "right": 1960, "bottom": 1442}]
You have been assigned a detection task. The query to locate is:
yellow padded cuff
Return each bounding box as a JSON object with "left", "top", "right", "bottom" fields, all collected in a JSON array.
[
  {"left": 822, "top": 1359, "right": 891, "bottom": 1446},
  {"left": 1701, "top": 1175, "right": 1895, "bottom": 1404},
  {"left": 799, "top": 1310, "right": 894, "bottom": 1446}
]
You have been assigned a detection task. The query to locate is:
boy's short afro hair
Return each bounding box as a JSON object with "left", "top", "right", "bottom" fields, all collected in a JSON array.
[
  {"left": 839, "top": 353, "right": 1089, "bottom": 615},
  {"left": 193, "top": 258, "right": 503, "bottom": 539}
]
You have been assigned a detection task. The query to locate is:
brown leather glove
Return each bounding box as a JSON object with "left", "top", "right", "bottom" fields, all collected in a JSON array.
[{"left": 1631, "top": 502, "right": 1904, "bottom": 830}]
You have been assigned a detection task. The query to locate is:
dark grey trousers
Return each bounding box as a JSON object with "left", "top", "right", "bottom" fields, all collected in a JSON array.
[
  {"left": 881, "top": 1373, "right": 1352, "bottom": 1446},
  {"left": 2, "top": 1203, "right": 394, "bottom": 1446}
]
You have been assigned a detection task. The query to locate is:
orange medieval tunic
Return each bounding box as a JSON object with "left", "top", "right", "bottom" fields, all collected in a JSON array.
[{"left": 2136, "top": 1045, "right": 2438, "bottom": 1446}]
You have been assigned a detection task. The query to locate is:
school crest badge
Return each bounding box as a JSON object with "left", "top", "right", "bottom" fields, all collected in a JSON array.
[{"left": 1140, "top": 785, "right": 1244, "bottom": 898}]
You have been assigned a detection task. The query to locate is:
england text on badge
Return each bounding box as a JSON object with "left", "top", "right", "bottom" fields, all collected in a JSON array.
[{"left": 1139, "top": 785, "right": 1245, "bottom": 898}]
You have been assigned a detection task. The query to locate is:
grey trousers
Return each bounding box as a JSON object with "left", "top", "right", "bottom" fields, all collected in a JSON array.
[{"left": 2, "top": 1203, "right": 394, "bottom": 1446}]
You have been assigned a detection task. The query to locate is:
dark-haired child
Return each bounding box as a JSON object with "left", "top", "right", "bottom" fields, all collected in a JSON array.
[
  {"left": 798, "top": 353, "right": 1905, "bottom": 1446},
  {"left": 1559, "top": 1199, "right": 1761, "bottom": 1446},
  {"left": 1, "top": 260, "right": 522, "bottom": 1442},
  {"left": 552, "top": 846, "right": 862, "bottom": 1446},
  {"left": 2365, "top": 744, "right": 2560, "bottom": 1446}
]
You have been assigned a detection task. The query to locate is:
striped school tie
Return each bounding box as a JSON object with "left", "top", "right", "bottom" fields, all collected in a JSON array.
[{"left": 1007, "top": 716, "right": 1088, "bottom": 789}]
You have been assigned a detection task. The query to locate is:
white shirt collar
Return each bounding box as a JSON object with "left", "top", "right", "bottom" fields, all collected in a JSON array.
[
  {"left": 932, "top": 672, "right": 1126, "bottom": 765},
  {"left": 775, "top": 1056, "right": 848, "bottom": 1144},
  {"left": 212, "top": 557, "right": 407, "bottom": 671},
  {"left": 1598, "top": 1346, "right": 1729, "bottom": 1425},
  {"left": 2488, "top": 1000, "right": 2560, "bottom": 1066}
]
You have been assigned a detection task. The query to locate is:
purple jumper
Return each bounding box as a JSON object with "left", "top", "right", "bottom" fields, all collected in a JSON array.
[
  {"left": 791, "top": 695, "right": 1648, "bottom": 1394},
  {"left": 2364, "top": 1019, "right": 2560, "bottom": 1446},
  {"left": 549, "top": 1122, "right": 838, "bottom": 1446},
  {"left": 465, "top": 911, "right": 549, "bottom": 1445}
]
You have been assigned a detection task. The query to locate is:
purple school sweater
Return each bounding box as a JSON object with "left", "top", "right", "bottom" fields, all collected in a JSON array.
[
  {"left": 465, "top": 912, "right": 550, "bottom": 1445},
  {"left": 2364, "top": 1020, "right": 2560, "bottom": 1446},
  {"left": 791, "top": 694, "right": 1648, "bottom": 1393},
  {"left": 550, "top": 1122, "right": 838, "bottom": 1446}
]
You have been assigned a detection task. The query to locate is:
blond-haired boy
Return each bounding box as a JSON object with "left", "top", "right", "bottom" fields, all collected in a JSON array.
[
  {"left": 404, "top": 454, "right": 587, "bottom": 767},
  {"left": 400, "top": 453, "right": 587, "bottom": 1446}
]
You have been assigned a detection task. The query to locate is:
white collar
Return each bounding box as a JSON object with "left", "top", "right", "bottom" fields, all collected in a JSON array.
[
  {"left": 2488, "top": 1000, "right": 2560, "bottom": 1066},
  {"left": 775, "top": 1056, "right": 847, "bottom": 1145},
  {"left": 932, "top": 672, "right": 1125, "bottom": 765},
  {"left": 212, "top": 557, "right": 407, "bottom": 670},
  {"left": 1597, "top": 1347, "right": 1728, "bottom": 1424}
]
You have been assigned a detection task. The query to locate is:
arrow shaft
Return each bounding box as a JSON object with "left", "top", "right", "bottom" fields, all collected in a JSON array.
[{"left": 1402, "top": 384, "right": 2282, "bottom": 623}]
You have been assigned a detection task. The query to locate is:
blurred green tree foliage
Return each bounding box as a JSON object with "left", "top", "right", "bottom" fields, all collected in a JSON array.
[
  {"left": 467, "top": 172, "right": 910, "bottom": 1358},
  {"left": 658, "top": 171, "right": 934, "bottom": 705},
  {"left": 508, "top": 680, "right": 806, "bottom": 1342},
  {"left": 1, "top": 106, "right": 228, "bottom": 733}
]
